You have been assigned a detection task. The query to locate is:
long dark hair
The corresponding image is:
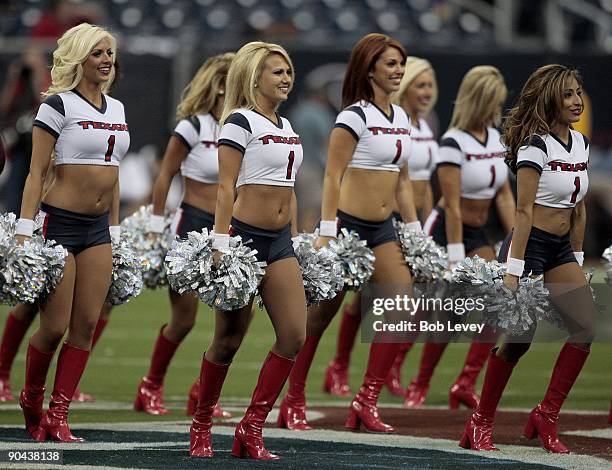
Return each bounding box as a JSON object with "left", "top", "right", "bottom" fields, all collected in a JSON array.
[
  {"left": 503, "top": 64, "right": 582, "bottom": 174},
  {"left": 341, "top": 33, "right": 406, "bottom": 109}
]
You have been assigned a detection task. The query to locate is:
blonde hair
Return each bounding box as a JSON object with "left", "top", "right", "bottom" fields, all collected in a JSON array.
[
  {"left": 392, "top": 57, "right": 438, "bottom": 114},
  {"left": 449, "top": 65, "right": 507, "bottom": 131},
  {"left": 43, "top": 23, "right": 117, "bottom": 98},
  {"left": 176, "top": 52, "right": 235, "bottom": 121},
  {"left": 221, "top": 42, "right": 294, "bottom": 124}
]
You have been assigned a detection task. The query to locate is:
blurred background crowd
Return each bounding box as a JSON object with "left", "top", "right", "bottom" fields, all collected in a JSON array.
[{"left": 0, "top": 0, "right": 611, "bottom": 257}]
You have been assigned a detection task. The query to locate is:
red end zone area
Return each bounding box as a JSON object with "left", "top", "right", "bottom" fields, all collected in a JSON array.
[{"left": 301, "top": 405, "right": 612, "bottom": 461}]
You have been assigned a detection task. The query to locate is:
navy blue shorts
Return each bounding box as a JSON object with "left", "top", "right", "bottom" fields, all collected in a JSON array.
[
  {"left": 392, "top": 212, "right": 402, "bottom": 223},
  {"left": 170, "top": 202, "right": 215, "bottom": 239},
  {"left": 423, "top": 206, "right": 490, "bottom": 254},
  {"left": 337, "top": 210, "right": 397, "bottom": 249},
  {"left": 229, "top": 218, "right": 294, "bottom": 265},
  {"left": 40, "top": 202, "right": 110, "bottom": 255},
  {"left": 498, "top": 226, "right": 576, "bottom": 275}
]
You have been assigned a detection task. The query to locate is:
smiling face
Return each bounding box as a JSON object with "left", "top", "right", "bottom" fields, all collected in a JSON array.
[
  {"left": 81, "top": 37, "right": 114, "bottom": 87},
  {"left": 256, "top": 53, "right": 292, "bottom": 107},
  {"left": 369, "top": 46, "right": 405, "bottom": 96},
  {"left": 557, "top": 76, "right": 583, "bottom": 126},
  {"left": 403, "top": 69, "right": 434, "bottom": 115}
]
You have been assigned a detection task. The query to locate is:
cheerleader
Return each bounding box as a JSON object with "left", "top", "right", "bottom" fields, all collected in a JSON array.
[
  {"left": 323, "top": 57, "right": 439, "bottom": 398},
  {"left": 134, "top": 53, "right": 235, "bottom": 419},
  {"left": 404, "top": 66, "right": 515, "bottom": 410},
  {"left": 279, "top": 33, "right": 418, "bottom": 433},
  {"left": 189, "top": 42, "right": 306, "bottom": 460},
  {"left": 461, "top": 64, "right": 594, "bottom": 453},
  {"left": 0, "top": 302, "right": 109, "bottom": 402},
  {"left": 15, "top": 23, "right": 129, "bottom": 442}
]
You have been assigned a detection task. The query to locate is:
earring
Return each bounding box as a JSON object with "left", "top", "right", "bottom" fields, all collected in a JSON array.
[
  {"left": 218, "top": 90, "right": 224, "bottom": 96},
  {"left": 254, "top": 84, "right": 258, "bottom": 88}
]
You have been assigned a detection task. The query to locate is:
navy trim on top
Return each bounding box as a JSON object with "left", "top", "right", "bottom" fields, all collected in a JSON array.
[
  {"left": 550, "top": 132, "right": 572, "bottom": 153},
  {"left": 345, "top": 105, "right": 366, "bottom": 123},
  {"left": 43, "top": 95, "right": 65, "bottom": 116},
  {"left": 465, "top": 128, "right": 488, "bottom": 147},
  {"left": 516, "top": 160, "right": 543, "bottom": 174},
  {"left": 439, "top": 137, "right": 461, "bottom": 151},
  {"left": 334, "top": 123, "right": 359, "bottom": 141},
  {"left": 33, "top": 120, "right": 59, "bottom": 139},
  {"left": 580, "top": 132, "right": 589, "bottom": 150},
  {"left": 370, "top": 102, "right": 394, "bottom": 123},
  {"left": 71, "top": 89, "right": 107, "bottom": 114},
  {"left": 521, "top": 135, "right": 548, "bottom": 156},
  {"left": 253, "top": 109, "right": 283, "bottom": 129},
  {"left": 218, "top": 138, "right": 245, "bottom": 154},
  {"left": 187, "top": 115, "right": 201, "bottom": 134},
  {"left": 172, "top": 131, "right": 192, "bottom": 151},
  {"left": 225, "top": 112, "right": 252, "bottom": 133}
]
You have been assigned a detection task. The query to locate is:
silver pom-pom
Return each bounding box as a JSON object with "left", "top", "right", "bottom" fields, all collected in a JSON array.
[
  {"left": 602, "top": 246, "right": 612, "bottom": 286},
  {"left": 0, "top": 213, "right": 67, "bottom": 305},
  {"left": 120, "top": 205, "right": 175, "bottom": 289},
  {"left": 165, "top": 230, "right": 266, "bottom": 311},
  {"left": 450, "top": 256, "right": 561, "bottom": 335},
  {"left": 294, "top": 233, "right": 344, "bottom": 305},
  {"left": 165, "top": 228, "right": 214, "bottom": 296},
  {"left": 394, "top": 220, "right": 448, "bottom": 281},
  {"left": 34, "top": 235, "right": 68, "bottom": 298},
  {"left": 106, "top": 237, "right": 145, "bottom": 306},
  {"left": 328, "top": 228, "right": 375, "bottom": 291}
]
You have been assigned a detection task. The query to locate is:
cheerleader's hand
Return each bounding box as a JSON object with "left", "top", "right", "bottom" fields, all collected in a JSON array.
[
  {"left": 15, "top": 234, "right": 29, "bottom": 246},
  {"left": 212, "top": 249, "right": 222, "bottom": 267},
  {"left": 314, "top": 235, "right": 333, "bottom": 250},
  {"left": 503, "top": 273, "right": 519, "bottom": 292}
]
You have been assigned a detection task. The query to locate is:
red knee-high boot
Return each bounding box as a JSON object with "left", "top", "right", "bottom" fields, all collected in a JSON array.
[
  {"left": 523, "top": 343, "right": 589, "bottom": 453},
  {"left": 385, "top": 342, "right": 413, "bottom": 396},
  {"left": 39, "top": 343, "right": 90, "bottom": 442},
  {"left": 189, "top": 355, "right": 230, "bottom": 458},
  {"left": 449, "top": 341, "right": 496, "bottom": 409},
  {"left": 1, "top": 313, "right": 34, "bottom": 402},
  {"left": 134, "top": 324, "right": 180, "bottom": 414},
  {"left": 459, "top": 348, "right": 516, "bottom": 451},
  {"left": 73, "top": 316, "right": 109, "bottom": 403},
  {"left": 346, "top": 342, "right": 399, "bottom": 433},
  {"left": 233, "top": 351, "right": 294, "bottom": 460},
  {"left": 19, "top": 343, "right": 54, "bottom": 441},
  {"left": 404, "top": 342, "right": 448, "bottom": 408},
  {"left": 186, "top": 378, "right": 232, "bottom": 419},
  {"left": 278, "top": 336, "right": 321, "bottom": 430},
  {"left": 323, "top": 306, "right": 360, "bottom": 396}
]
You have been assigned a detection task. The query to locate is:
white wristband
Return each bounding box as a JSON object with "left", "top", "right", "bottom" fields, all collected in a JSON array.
[
  {"left": 212, "top": 232, "right": 230, "bottom": 250},
  {"left": 109, "top": 225, "right": 121, "bottom": 244},
  {"left": 405, "top": 221, "right": 422, "bottom": 232},
  {"left": 506, "top": 257, "right": 525, "bottom": 277},
  {"left": 149, "top": 214, "right": 165, "bottom": 234},
  {"left": 573, "top": 251, "right": 584, "bottom": 267},
  {"left": 447, "top": 243, "right": 465, "bottom": 263},
  {"left": 291, "top": 236, "right": 300, "bottom": 250},
  {"left": 15, "top": 218, "right": 34, "bottom": 237},
  {"left": 319, "top": 219, "right": 337, "bottom": 238}
]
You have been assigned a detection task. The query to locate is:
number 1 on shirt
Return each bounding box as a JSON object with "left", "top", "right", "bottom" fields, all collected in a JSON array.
[
  {"left": 392, "top": 140, "right": 402, "bottom": 164},
  {"left": 105, "top": 135, "right": 116, "bottom": 162},
  {"left": 286, "top": 150, "right": 295, "bottom": 179}
]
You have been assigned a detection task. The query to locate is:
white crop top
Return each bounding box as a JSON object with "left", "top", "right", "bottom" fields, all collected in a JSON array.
[
  {"left": 173, "top": 113, "right": 220, "bottom": 184},
  {"left": 437, "top": 127, "right": 507, "bottom": 200},
  {"left": 33, "top": 90, "right": 129, "bottom": 166},
  {"left": 218, "top": 109, "right": 303, "bottom": 187},
  {"left": 334, "top": 101, "right": 411, "bottom": 172},
  {"left": 516, "top": 130, "right": 589, "bottom": 209},
  {"left": 408, "top": 118, "right": 438, "bottom": 181}
]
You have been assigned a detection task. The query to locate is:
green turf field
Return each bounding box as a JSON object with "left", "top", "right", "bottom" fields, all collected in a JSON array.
[{"left": 0, "top": 266, "right": 610, "bottom": 428}]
